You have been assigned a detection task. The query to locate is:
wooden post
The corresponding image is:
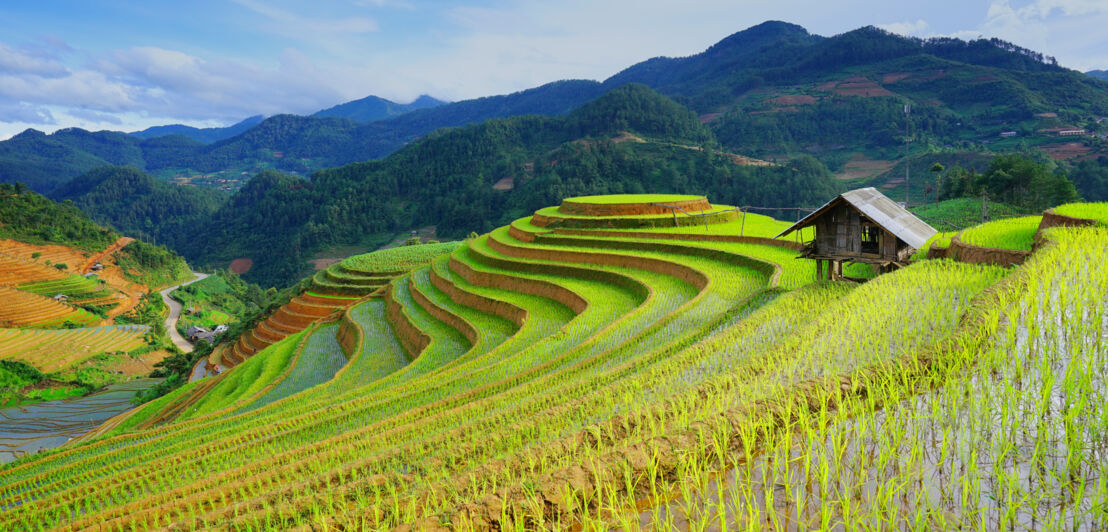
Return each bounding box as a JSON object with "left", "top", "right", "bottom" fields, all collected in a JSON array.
[{"left": 739, "top": 208, "right": 746, "bottom": 237}]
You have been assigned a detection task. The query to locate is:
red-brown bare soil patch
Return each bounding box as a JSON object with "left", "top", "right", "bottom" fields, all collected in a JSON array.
[
  {"left": 1042, "top": 142, "right": 1092, "bottom": 160},
  {"left": 229, "top": 258, "right": 253, "bottom": 274},
  {"left": 767, "top": 95, "right": 817, "bottom": 105}
]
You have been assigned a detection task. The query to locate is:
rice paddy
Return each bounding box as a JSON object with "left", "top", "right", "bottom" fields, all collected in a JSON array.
[{"left": 0, "top": 195, "right": 1104, "bottom": 532}]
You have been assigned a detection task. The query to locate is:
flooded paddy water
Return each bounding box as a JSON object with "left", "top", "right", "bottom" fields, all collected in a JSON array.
[{"left": 0, "top": 379, "right": 158, "bottom": 464}]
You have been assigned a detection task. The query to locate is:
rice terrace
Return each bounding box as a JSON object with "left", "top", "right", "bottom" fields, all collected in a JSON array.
[
  {"left": 0, "top": 190, "right": 1104, "bottom": 531},
  {"left": 2, "top": 7, "right": 1108, "bottom": 532}
]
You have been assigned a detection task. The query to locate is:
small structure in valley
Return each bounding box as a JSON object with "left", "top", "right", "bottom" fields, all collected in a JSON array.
[{"left": 776, "top": 187, "right": 937, "bottom": 280}]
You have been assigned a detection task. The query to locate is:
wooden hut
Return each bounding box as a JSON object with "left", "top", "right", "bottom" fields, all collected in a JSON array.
[{"left": 776, "top": 187, "right": 937, "bottom": 280}]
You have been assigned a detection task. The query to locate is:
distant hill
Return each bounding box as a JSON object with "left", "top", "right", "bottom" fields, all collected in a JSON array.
[
  {"left": 1088, "top": 70, "right": 1108, "bottom": 81},
  {"left": 312, "top": 94, "right": 447, "bottom": 123},
  {"left": 130, "top": 115, "right": 266, "bottom": 143}
]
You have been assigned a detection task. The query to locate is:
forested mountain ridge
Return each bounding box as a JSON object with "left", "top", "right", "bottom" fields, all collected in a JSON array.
[
  {"left": 2, "top": 22, "right": 1105, "bottom": 194},
  {"left": 171, "top": 84, "right": 839, "bottom": 287},
  {"left": 1087, "top": 70, "right": 1108, "bottom": 81},
  {"left": 50, "top": 166, "right": 225, "bottom": 245}
]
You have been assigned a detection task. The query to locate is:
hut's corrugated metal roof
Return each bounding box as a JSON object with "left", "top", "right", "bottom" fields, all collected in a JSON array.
[{"left": 776, "top": 187, "right": 937, "bottom": 249}]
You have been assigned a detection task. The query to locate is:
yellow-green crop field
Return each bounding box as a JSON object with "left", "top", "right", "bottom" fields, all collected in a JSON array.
[{"left": 1, "top": 196, "right": 1105, "bottom": 532}]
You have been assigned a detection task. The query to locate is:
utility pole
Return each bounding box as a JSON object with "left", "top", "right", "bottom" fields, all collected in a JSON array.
[{"left": 904, "top": 103, "right": 911, "bottom": 207}]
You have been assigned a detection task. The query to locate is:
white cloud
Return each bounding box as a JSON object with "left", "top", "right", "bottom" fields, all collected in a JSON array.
[
  {"left": 879, "top": 19, "right": 929, "bottom": 36},
  {"left": 0, "top": 42, "right": 68, "bottom": 77},
  {"left": 972, "top": 0, "right": 1108, "bottom": 70},
  {"left": 0, "top": 102, "right": 55, "bottom": 124}
]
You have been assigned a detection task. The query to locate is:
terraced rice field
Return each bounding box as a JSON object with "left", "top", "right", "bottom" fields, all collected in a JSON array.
[
  {"left": 225, "top": 244, "right": 462, "bottom": 368},
  {"left": 0, "top": 253, "right": 67, "bottom": 286},
  {"left": 960, "top": 215, "right": 1043, "bottom": 251},
  {"left": 0, "top": 325, "right": 149, "bottom": 373},
  {"left": 0, "top": 287, "right": 99, "bottom": 328},
  {"left": 1, "top": 195, "right": 1105, "bottom": 531},
  {"left": 18, "top": 275, "right": 118, "bottom": 308},
  {"left": 0, "top": 379, "right": 158, "bottom": 464}
]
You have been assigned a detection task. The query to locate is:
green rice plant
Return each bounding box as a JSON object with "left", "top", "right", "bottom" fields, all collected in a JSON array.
[
  {"left": 237, "top": 323, "right": 349, "bottom": 413},
  {"left": 1053, "top": 202, "right": 1108, "bottom": 225},
  {"left": 960, "top": 215, "right": 1042, "bottom": 251},
  {"left": 340, "top": 242, "right": 462, "bottom": 274},
  {"left": 175, "top": 332, "right": 303, "bottom": 420}
]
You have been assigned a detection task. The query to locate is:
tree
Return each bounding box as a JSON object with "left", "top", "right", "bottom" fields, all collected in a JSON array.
[{"left": 929, "top": 163, "right": 945, "bottom": 204}]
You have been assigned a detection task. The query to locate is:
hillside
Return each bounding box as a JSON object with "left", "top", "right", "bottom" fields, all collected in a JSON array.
[
  {"left": 50, "top": 166, "right": 226, "bottom": 245},
  {"left": 174, "top": 84, "right": 838, "bottom": 287},
  {"left": 0, "top": 184, "right": 201, "bottom": 409},
  {"left": 3, "top": 195, "right": 1104, "bottom": 530},
  {"left": 1088, "top": 69, "right": 1108, "bottom": 81},
  {"left": 312, "top": 94, "right": 447, "bottom": 123}
]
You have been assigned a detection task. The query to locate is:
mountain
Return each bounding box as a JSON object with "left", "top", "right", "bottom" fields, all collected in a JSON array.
[
  {"left": 0, "top": 128, "right": 208, "bottom": 193},
  {"left": 1088, "top": 70, "right": 1108, "bottom": 81},
  {"left": 130, "top": 115, "right": 266, "bottom": 143},
  {"left": 175, "top": 84, "right": 839, "bottom": 287},
  {"left": 50, "top": 166, "right": 226, "bottom": 245},
  {"left": 605, "top": 23, "right": 1108, "bottom": 159},
  {"left": 312, "top": 94, "right": 447, "bottom": 123},
  {"left": 0, "top": 80, "right": 606, "bottom": 192}
]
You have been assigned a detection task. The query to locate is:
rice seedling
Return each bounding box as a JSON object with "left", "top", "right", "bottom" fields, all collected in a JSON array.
[{"left": 960, "top": 215, "right": 1043, "bottom": 251}]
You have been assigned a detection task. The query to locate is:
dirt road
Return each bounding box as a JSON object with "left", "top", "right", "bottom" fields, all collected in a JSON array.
[{"left": 160, "top": 272, "right": 210, "bottom": 352}]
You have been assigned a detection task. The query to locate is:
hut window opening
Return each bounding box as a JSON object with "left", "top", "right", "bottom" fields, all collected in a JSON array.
[{"left": 861, "top": 223, "right": 881, "bottom": 254}]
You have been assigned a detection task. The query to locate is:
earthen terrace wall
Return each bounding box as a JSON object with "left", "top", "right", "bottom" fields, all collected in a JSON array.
[
  {"left": 558, "top": 197, "right": 710, "bottom": 216},
  {"left": 429, "top": 267, "right": 527, "bottom": 328},
  {"left": 384, "top": 284, "right": 431, "bottom": 360}
]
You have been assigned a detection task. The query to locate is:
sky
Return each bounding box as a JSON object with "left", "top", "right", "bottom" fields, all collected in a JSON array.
[{"left": 1, "top": 0, "right": 1107, "bottom": 140}]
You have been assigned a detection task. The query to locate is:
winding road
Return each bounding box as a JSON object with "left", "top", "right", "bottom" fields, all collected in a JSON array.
[{"left": 160, "top": 272, "right": 210, "bottom": 352}]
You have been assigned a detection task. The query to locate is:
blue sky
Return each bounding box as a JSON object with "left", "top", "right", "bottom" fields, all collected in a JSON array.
[{"left": 1, "top": 0, "right": 1106, "bottom": 139}]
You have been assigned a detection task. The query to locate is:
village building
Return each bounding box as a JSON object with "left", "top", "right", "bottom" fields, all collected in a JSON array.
[
  {"left": 776, "top": 187, "right": 937, "bottom": 280},
  {"left": 52, "top": 294, "right": 68, "bottom": 302},
  {"left": 1059, "top": 129, "right": 1087, "bottom": 136},
  {"left": 999, "top": 131, "right": 1018, "bottom": 138}
]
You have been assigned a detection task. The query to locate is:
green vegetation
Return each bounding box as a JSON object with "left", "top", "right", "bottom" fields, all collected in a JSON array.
[
  {"left": 0, "top": 183, "right": 116, "bottom": 251},
  {"left": 1054, "top": 201, "right": 1108, "bottom": 225},
  {"left": 910, "top": 196, "right": 1029, "bottom": 230},
  {"left": 939, "top": 154, "right": 1078, "bottom": 212},
  {"left": 179, "top": 332, "right": 303, "bottom": 420},
  {"left": 340, "top": 242, "right": 463, "bottom": 274},
  {"left": 112, "top": 239, "right": 191, "bottom": 288},
  {"left": 960, "top": 215, "right": 1043, "bottom": 250},
  {"left": 50, "top": 165, "right": 225, "bottom": 245},
  {"left": 170, "top": 271, "right": 265, "bottom": 336}
]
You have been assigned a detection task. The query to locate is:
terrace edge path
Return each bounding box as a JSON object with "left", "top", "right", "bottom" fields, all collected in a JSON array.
[{"left": 160, "top": 272, "right": 210, "bottom": 353}]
